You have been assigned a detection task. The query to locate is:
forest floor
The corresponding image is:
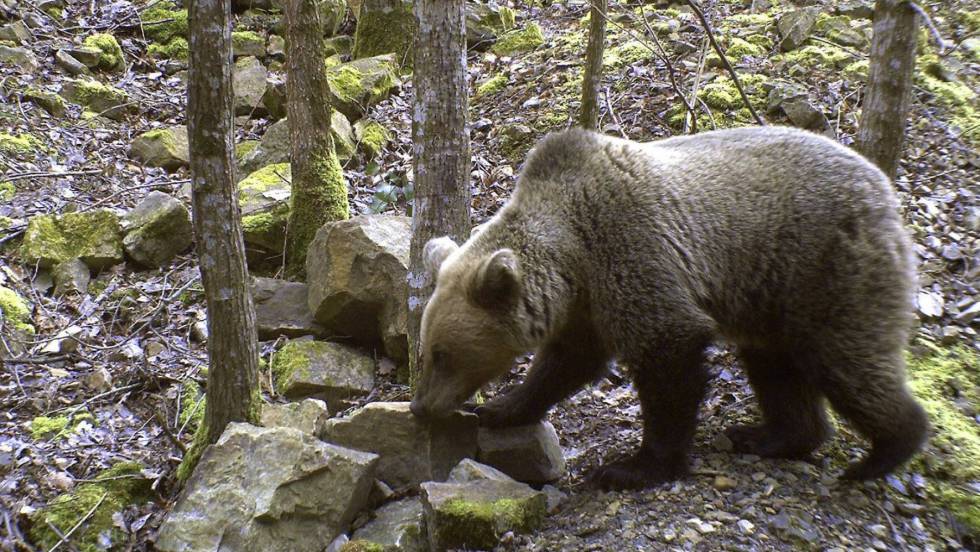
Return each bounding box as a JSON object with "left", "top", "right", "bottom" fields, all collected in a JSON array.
[{"left": 1, "top": 0, "right": 978, "bottom": 550}]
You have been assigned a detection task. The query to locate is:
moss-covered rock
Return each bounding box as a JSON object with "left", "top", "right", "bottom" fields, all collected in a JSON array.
[
  {"left": 30, "top": 462, "right": 151, "bottom": 552},
  {"left": 0, "top": 132, "right": 43, "bottom": 159},
  {"left": 22, "top": 209, "right": 124, "bottom": 270},
  {"left": 0, "top": 285, "right": 33, "bottom": 334},
  {"left": 61, "top": 78, "right": 133, "bottom": 120},
  {"left": 147, "top": 37, "right": 189, "bottom": 61},
  {"left": 476, "top": 73, "right": 508, "bottom": 96},
  {"left": 906, "top": 341, "right": 980, "bottom": 538},
  {"left": 240, "top": 163, "right": 292, "bottom": 256},
  {"left": 271, "top": 339, "right": 375, "bottom": 405},
  {"left": 603, "top": 41, "right": 653, "bottom": 69},
  {"left": 466, "top": 2, "right": 516, "bottom": 50},
  {"left": 122, "top": 191, "right": 193, "bottom": 267},
  {"left": 0, "top": 181, "right": 13, "bottom": 201},
  {"left": 324, "top": 34, "right": 354, "bottom": 57},
  {"left": 773, "top": 42, "right": 855, "bottom": 69},
  {"left": 142, "top": 2, "right": 189, "bottom": 44},
  {"left": 319, "top": 0, "right": 348, "bottom": 37},
  {"left": 326, "top": 54, "right": 401, "bottom": 120},
  {"left": 814, "top": 13, "right": 869, "bottom": 49},
  {"left": 232, "top": 30, "right": 266, "bottom": 58},
  {"left": 353, "top": 119, "right": 391, "bottom": 160},
  {"left": 352, "top": 0, "right": 415, "bottom": 66},
  {"left": 23, "top": 87, "right": 67, "bottom": 116},
  {"left": 82, "top": 33, "right": 124, "bottom": 71},
  {"left": 0, "top": 44, "right": 39, "bottom": 72},
  {"left": 130, "top": 126, "right": 190, "bottom": 171},
  {"left": 699, "top": 73, "right": 768, "bottom": 111},
  {"left": 915, "top": 55, "right": 979, "bottom": 144},
  {"left": 29, "top": 411, "right": 94, "bottom": 440},
  {"left": 492, "top": 22, "right": 544, "bottom": 56}
]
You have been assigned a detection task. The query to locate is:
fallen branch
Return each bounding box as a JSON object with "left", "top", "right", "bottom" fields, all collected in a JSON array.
[
  {"left": 0, "top": 169, "right": 103, "bottom": 182},
  {"left": 684, "top": 0, "right": 766, "bottom": 126}
]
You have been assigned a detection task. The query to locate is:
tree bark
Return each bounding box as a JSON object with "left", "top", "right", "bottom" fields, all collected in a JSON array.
[
  {"left": 856, "top": 0, "right": 919, "bottom": 180},
  {"left": 579, "top": 0, "right": 607, "bottom": 130},
  {"left": 408, "top": 0, "right": 471, "bottom": 386},
  {"left": 284, "top": 0, "right": 349, "bottom": 275},
  {"left": 186, "top": 0, "right": 261, "bottom": 443}
]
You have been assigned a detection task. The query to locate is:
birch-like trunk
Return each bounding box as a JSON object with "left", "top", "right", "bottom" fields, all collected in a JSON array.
[
  {"left": 856, "top": 0, "right": 919, "bottom": 180},
  {"left": 284, "top": 0, "right": 349, "bottom": 275},
  {"left": 580, "top": 0, "right": 607, "bottom": 130},
  {"left": 186, "top": 0, "right": 261, "bottom": 442},
  {"left": 408, "top": 0, "right": 471, "bottom": 386}
]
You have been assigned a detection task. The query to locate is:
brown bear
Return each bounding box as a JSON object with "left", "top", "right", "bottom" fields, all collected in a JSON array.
[{"left": 410, "top": 126, "right": 928, "bottom": 490}]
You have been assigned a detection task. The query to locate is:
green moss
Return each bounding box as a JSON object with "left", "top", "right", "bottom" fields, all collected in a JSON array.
[
  {"left": 235, "top": 140, "right": 259, "bottom": 163},
  {"left": 286, "top": 149, "right": 348, "bottom": 274},
  {"left": 726, "top": 37, "right": 767, "bottom": 58},
  {"left": 21, "top": 209, "right": 123, "bottom": 269},
  {"left": 0, "top": 285, "right": 33, "bottom": 334},
  {"left": 340, "top": 541, "right": 385, "bottom": 552},
  {"left": 355, "top": 120, "right": 391, "bottom": 159},
  {"left": 232, "top": 30, "right": 264, "bottom": 54},
  {"left": 773, "top": 42, "right": 854, "bottom": 69},
  {"left": 142, "top": 2, "right": 189, "bottom": 44},
  {"left": 82, "top": 33, "right": 124, "bottom": 71},
  {"left": 24, "top": 88, "right": 67, "bottom": 117},
  {"left": 176, "top": 422, "right": 209, "bottom": 482},
  {"left": 30, "top": 412, "right": 95, "bottom": 440},
  {"left": 915, "top": 56, "right": 979, "bottom": 144},
  {"left": 271, "top": 340, "right": 327, "bottom": 391},
  {"left": 147, "top": 37, "right": 189, "bottom": 60},
  {"left": 0, "top": 132, "right": 43, "bottom": 158},
  {"left": 492, "top": 23, "right": 544, "bottom": 56},
  {"left": 698, "top": 73, "right": 768, "bottom": 111},
  {"left": 30, "top": 462, "right": 149, "bottom": 552},
  {"left": 241, "top": 210, "right": 282, "bottom": 236},
  {"left": 352, "top": 1, "right": 416, "bottom": 66},
  {"left": 843, "top": 59, "right": 869, "bottom": 81},
  {"left": 603, "top": 41, "right": 652, "bottom": 68},
  {"left": 327, "top": 65, "right": 368, "bottom": 104},
  {"left": 0, "top": 216, "right": 12, "bottom": 231},
  {"left": 476, "top": 73, "right": 509, "bottom": 96},
  {"left": 434, "top": 496, "right": 546, "bottom": 550},
  {"left": 724, "top": 12, "right": 774, "bottom": 28},
  {"left": 178, "top": 379, "right": 205, "bottom": 431},
  {"left": 960, "top": 10, "right": 980, "bottom": 32},
  {"left": 239, "top": 163, "right": 291, "bottom": 200},
  {"left": 62, "top": 78, "right": 129, "bottom": 115},
  {"left": 498, "top": 6, "right": 516, "bottom": 31},
  {"left": 0, "top": 180, "right": 13, "bottom": 200},
  {"left": 906, "top": 342, "right": 980, "bottom": 536}
]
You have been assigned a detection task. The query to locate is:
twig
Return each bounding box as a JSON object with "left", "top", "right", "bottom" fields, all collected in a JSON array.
[
  {"left": 0, "top": 169, "right": 103, "bottom": 182},
  {"left": 0, "top": 354, "right": 70, "bottom": 364},
  {"left": 153, "top": 411, "right": 189, "bottom": 453},
  {"left": 603, "top": 87, "right": 628, "bottom": 139},
  {"left": 637, "top": 4, "right": 695, "bottom": 133},
  {"left": 688, "top": 40, "right": 711, "bottom": 133},
  {"left": 684, "top": 0, "right": 766, "bottom": 126},
  {"left": 47, "top": 491, "right": 107, "bottom": 552},
  {"left": 906, "top": 1, "right": 950, "bottom": 54}
]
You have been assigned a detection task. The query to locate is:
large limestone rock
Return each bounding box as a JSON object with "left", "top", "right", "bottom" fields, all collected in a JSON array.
[
  {"left": 240, "top": 114, "right": 355, "bottom": 176},
  {"left": 61, "top": 78, "right": 133, "bottom": 120},
  {"left": 420, "top": 479, "right": 547, "bottom": 552},
  {"left": 326, "top": 54, "right": 401, "bottom": 120},
  {"left": 238, "top": 163, "right": 292, "bottom": 258},
  {"left": 271, "top": 339, "right": 375, "bottom": 408},
  {"left": 251, "top": 277, "right": 326, "bottom": 339},
  {"left": 465, "top": 2, "right": 516, "bottom": 51},
  {"left": 349, "top": 497, "right": 424, "bottom": 552},
  {"left": 352, "top": 0, "right": 414, "bottom": 65},
  {"left": 306, "top": 215, "right": 410, "bottom": 362},
  {"left": 157, "top": 423, "right": 379, "bottom": 552},
  {"left": 121, "top": 192, "right": 193, "bottom": 268},
  {"left": 129, "top": 126, "right": 190, "bottom": 171},
  {"left": 777, "top": 7, "right": 820, "bottom": 51},
  {"left": 447, "top": 458, "right": 511, "bottom": 484},
  {"left": 260, "top": 398, "right": 329, "bottom": 435},
  {"left": 477, "top": 421, "right": 566, "bottom": 484},
  {"left": 321, "top": 402, "right": 478, "bottom": 490},
  {"left": 22, "top": 209, "right": 123, "bottom": 270},
  {"left": 233, "top": 56, "right": 268, "bottom": 116}
]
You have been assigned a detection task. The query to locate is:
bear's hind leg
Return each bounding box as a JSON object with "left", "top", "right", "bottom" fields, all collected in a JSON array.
[
  {"left": 725, "top": 346, "right": 831, "bottom": 459},
  {"left": 819, "top": 351, "right": 928, "bottom": 480},
  {"left": 595, "top": 339, "right": 710, "bottom": 490}
]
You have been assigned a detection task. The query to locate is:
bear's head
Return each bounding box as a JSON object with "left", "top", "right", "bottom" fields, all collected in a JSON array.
[{"left": 410, "top": 236, "right": 528, "bottom": 419}]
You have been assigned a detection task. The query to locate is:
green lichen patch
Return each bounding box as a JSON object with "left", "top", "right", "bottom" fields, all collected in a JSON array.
[
  {"left": 147, "top": 37, "right": 189, "bottom": 60},
  {"left": 270, "top": 340, "right": 323, "bottom": 392},
  {"left": 142, "top": 2, "right": 189, "bottom": 44},
  {"left": 82, "top": 33, "right": 124, "bottom": 71},
  {"left": 352, "top": 0, "right": 415, "bottom": 66},
  {"left": 340, "top": 541, "right": 385, "bottom": 552},
  {"left": 0, "top": 132, "right": 43, "bottom": 159},
  {"left": 906, "top": 341, "right": 980, "bottom": 536},
  {"left": 30, "top": 412, "right": 95, "bottom": 440},
  {"left": 22, "top": 209, "right": 124, "bottom": 270},
  {"left": 492, "top": 23, "right": 544, "bottom": 56},
  {"left": 0, "top": 181, "right": 13, "bottom": 200},
  {"left": 476, "top": 73, "right": 509, "bottom": 96},
  {"left": 239, "top": 163, "right": 292, "bottom": 254},
  {"left": 30, "top": 462, "right": 151, "bottom": 552},
  {"left": 0, "top": 285, "right": 33, "bottom": 334},
  {"left": 603, "top": 41, "right": 653, "bottom": 69}
]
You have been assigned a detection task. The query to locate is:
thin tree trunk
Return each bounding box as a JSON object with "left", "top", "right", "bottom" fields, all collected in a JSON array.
[
  {"left": 408, "top": 0, "right": 471, "bottom": 386},
  {"left": 856, "top": 0, "right": 919, "bottom": 180},
  {"left": 580, "top": 0, "right": 607, "bottom": 130},
  {"left": 284, "top": 0, "right": 349, "bottom": 275},
  {"left": 186, "top": 0, "right": 261, "bottom": 444}
]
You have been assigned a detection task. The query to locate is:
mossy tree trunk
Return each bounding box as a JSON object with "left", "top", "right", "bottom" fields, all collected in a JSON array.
[
  {"left": 186, "top": 0, "right": 261, "bottom": 447},
  {"left": 408, "top": 0, "right": 471, "bottom": 386},
  {"left": 579, "top": 0, "right": 607, "bottom": 130},
  {"left": 284, "top": 0, "right": 349, "bottom": 276},
  {"left": 856, "top": 0, "right": 919, "bottom": 180}
]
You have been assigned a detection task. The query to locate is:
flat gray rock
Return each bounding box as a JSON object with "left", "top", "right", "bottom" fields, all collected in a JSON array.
[
  {"left": 251, "top": 277, "right": 326, "bottom": 339},
  {"left": 477, "top": 421, "right": 565, "bottom": 484}
]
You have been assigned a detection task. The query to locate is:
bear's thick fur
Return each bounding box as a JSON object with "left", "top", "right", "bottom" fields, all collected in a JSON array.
[{"left": 410, "top": 126, "right": 928, "bottom": 489}]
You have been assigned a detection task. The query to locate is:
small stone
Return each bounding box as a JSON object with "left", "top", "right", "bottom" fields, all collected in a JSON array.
[
  {"left": 55, "top": 49, "right": 90, "bottom": 75},
  {"left": 122, "top": 192, "right": 193, "bottom": 268},
  {"left": 777, "top": 7, "right": 820, "bottom": 51},
  {"left": 956, "top": 302, "right": 980, "bottom": 325},
  {"left": 145, "top": 340, "right": 166, "bottom": 357},
  {"left": 251, "top": 277, "right": 326, "bottom": 340},
  {"left": 233, "top": 56, "right": 268, "bottom": 116},
  {"left": 448, "top": 458, "right": 511, "bottom": 483},
  {"left": 52, "top": 258, "right": 90, "bottom": 296},
  {"left": 711, "top": 432, "right": 733, "bottom": 452},
  {"left": 83, "top": 367, "right": 113, "bottom": 392},
  {"left": 190, "top": 320, "right": 208, "bottom": 342},
  {"left": 713, "top": 475, "right": 738, "bottom": 491},
  {"left": 260, "top": 398, "right": 329, "bottom": 436},
  {"left": 737, "top": 519, "right": 755, "bottom": 534},
  {"left": 0, "top": 44, "right": 39, "bottom": 72},
  {"left": 477, "top": 421, "right": 565, "bottom": 484},
  {"left": 130, "top": 127, "right": 190, "bottom": 171},
  {"left": 917, "top": 290, "right": 944, "bottom": 318},
  {"left": 66, "top": 45, "right": 103, "bottom": 67},
  {"left": 686, "top": 517, "right": 715, "bottom": 534},
  {"left": 867, "top": 523, "right": 888, "bottom": 539},
  {"left": 349, "top": 497, "right": 423, "bottom": 552}
]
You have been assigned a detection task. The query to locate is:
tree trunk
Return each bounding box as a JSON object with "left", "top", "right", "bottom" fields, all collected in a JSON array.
[
  {"left": 186, "top": 0, "right": 261, "bottom": 443},
  {"left": 408, "top": 0, "right": 471, "bottom": 386},
  {"left": 856, "top": 0, "right": 919, "bottom": 180},
  {"left": 284, "top": 0, "right": 349, "bottom": 275},
  {"left": 579, "top": 0, "right": 607, "bottom": 130}
]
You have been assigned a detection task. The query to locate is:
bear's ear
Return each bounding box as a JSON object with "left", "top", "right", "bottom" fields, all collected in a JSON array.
[
  {"left": 424, "top": 237, "right": 459, "bottom": 276},
  {"left": 471, "top": 249, "right": 521, "bottom": 308}
]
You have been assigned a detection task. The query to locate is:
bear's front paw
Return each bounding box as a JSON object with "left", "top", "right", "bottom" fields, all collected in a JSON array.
[{"left": 592, "top": 453, "right": 688, "bottom": 490}]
